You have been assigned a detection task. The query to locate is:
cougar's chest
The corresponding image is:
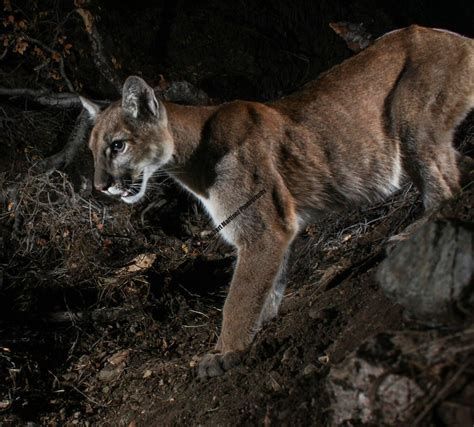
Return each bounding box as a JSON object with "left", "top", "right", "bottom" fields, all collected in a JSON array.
[{"left": 176, "top": 180, "right": 237, "bottom": 245}]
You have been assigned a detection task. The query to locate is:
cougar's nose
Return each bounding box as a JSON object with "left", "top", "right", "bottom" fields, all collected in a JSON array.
[
  {"left": 94, "top": 171, "right": 112, "bottom": 192},
  {"left": 94, "top": 181, "right": 109, "bottom": 192}
]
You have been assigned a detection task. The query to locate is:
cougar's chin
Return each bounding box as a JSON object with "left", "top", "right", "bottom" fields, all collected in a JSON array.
[{"left": 121, "top": 165, "right": 157, "bottom": 204}]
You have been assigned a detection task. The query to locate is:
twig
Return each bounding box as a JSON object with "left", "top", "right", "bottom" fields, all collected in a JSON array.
[
  {"left": 45, "top": 307, "right": 135, "bottom": 324},
  {"left": 413, "top": 360, "right": 470, "bottom": 426},
  {"left": 23, "top": 35, "right": 75, "bottom": 92},
  {"left": 69, "top": 383, "right": 105, "bottom": 407},
  {"left": 0, "top": 47, "right": 8, "bottom": 61}
]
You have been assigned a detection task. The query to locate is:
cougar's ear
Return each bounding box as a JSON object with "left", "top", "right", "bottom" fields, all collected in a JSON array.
[
  {"left": 122, "top": 75, "right": 160, "bottom": 120},
  {"left": 79, "top": 96, "right": 101, "bottom": 122}
]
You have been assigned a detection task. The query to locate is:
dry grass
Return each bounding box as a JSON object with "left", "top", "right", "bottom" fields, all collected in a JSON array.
[{"left": 1, "top": 169, "right": 139, "bottom": 289}]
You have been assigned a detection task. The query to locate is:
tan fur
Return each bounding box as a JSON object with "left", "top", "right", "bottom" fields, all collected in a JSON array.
[{"left": 82, "top": 26, "right": 474, "bottom": 377}]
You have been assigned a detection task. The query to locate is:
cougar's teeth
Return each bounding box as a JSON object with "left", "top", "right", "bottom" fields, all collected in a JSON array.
[{"left": 107, "top": 185, "right": 124, "bottom": 196}]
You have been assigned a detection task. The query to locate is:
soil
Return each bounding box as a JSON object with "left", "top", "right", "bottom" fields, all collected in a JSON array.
[
  {"left": 1, "top": 2, "right": 473, "bottom": 426},
  {"left": 1, "top": 157, "right": 472, "bottom": 426}
]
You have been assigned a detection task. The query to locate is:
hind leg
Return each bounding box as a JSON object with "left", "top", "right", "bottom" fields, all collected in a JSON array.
[
  {"left": 391, "top": 130, "right": 460, "bottom": 242},
  {"left": 402, "top": 127, "right": 460, "bottom": 209},
  {"left": 456, "top": 152, "right": 474, "bottom": 188}
]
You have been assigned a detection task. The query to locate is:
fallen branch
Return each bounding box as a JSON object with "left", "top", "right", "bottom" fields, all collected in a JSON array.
[
  {"left": 413, "top": 360, "right": 470, "bottom": 426},
  {"left": 0, "top": 80, "right": 211, "bottom": 110},
  {"left": 0, "top": 46, "right": 8, "bottom": 61},
  {"left": 0, "top": 87, "right": 108, "bottom": 108},
  {"left": 45, "top": 307, "right": 136, "bottom": 324},
  {"left": 0, "top": 87, "right": 79, "bottom": 107}
]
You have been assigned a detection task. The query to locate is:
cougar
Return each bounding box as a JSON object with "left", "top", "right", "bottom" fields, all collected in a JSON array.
[{"left": 80, "top": 26, "right": 474, "bottom": 378}]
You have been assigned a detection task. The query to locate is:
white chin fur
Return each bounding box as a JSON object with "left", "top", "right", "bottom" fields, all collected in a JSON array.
[{"left": 120, "top": 165, "right": 157, "bottom": 204}]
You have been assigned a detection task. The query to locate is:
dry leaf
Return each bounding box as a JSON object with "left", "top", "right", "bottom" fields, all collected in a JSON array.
[
  {"left": 158, "top": 74, "right": 169, "bottom": 90},
  {"left": 14, "top": 37, "right": 28, "bottom": 55},
  {"left": 49, "top": 69, "right": 61, "bottom": 80},
  {"left": 3, "top": 0, "right": 12, "bottom": 12},
  {"left": 51, "top": 51, "right": 61, "bottom": 62},
  {"left": 17, "top": 19, "right": 27, "bottom": 30},
  {"left": 318, "top": 354, "right": 330, "bottom": 365},
  {"left": 63, "top": 43, "right": 73, "bottom": 55},
  {"left": 108, "top": 349, "right": 130, "bottom": 366},
  {"left": 76, "top": 8, "right": 94, "bottom": 34},
  {"left": 33, "top": 46, "right": 45, "bottom": 59},
  {"left": 111, "top": 56, "right": 122, "bottom": 69},
  {"left": 37, "top": 238, "right": 48, "bottom": 247},
  {"left": 115, "top": 253, "right": 157, "bottom": 277},
  {"left": 143, "top": 369, "right": 153, "bottom": 379}
]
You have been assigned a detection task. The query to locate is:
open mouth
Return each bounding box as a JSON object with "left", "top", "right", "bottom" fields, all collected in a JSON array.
[
  {"left": 106, "top": 182, "right": 143, "bottom": 204},
  {"left": 107, "top": 165, "right": 157, "bottom": 205}
]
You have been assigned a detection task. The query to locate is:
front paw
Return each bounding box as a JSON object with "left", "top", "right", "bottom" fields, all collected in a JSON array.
[{"left": 197, "top": 351, "right": 241, "bottom": 378}]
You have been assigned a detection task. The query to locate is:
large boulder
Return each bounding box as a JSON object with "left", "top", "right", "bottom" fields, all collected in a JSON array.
[
  {"left": 327, "top": 332, "right": 474, "bottom": 426},
  {"left": 376, "top": 220, "right": 473, "bottom": 325}
]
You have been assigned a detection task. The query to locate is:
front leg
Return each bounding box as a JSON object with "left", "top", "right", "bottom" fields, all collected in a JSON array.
[{"left": 198, "top": 232, "right": 293, "bottom": 378}]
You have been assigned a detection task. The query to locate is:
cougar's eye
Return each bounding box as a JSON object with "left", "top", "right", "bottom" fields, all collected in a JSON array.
[{"left": 111, "top": 140, "right": 126, "bottom": 153}]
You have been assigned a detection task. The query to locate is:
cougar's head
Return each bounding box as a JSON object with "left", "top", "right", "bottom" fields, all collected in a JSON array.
[{"left": 80, "top": 76, "right": 173, "bottom": 204}]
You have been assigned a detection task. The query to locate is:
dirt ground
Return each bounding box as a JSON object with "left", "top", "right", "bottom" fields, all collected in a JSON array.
[
  {"left": 1, "top": 1, "right": 474, "bottom": 426},
  {"left": 0, "top": 135, "right": 472, "bottom": 425}
]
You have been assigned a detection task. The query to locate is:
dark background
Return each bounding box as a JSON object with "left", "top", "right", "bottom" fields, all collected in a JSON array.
[
  {"left": 0, "top": 1, "right": 473, "bottom": 425},
  {"left": 3, "top": 0, "right": 474, "bottom": 101},
  {"left": 97, "top": 0, "right": 474, "bottom": 99}
]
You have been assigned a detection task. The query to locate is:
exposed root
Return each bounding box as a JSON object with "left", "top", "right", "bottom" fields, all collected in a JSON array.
[
  {"left": 35, "top": 110, "right": 91, "bottom": 172},
  {"left": 75, "top": 7, "right": 122, "bottom": 94}
]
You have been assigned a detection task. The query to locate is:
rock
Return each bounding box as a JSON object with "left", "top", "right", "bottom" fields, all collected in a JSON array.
[
  {"left": 328, "top": 329, "right": 474, "bottom": 426},
  {"left": 328, "top": 332, "right": 437, "bottom": 425},
  {"left": 267, "top": 371, "right": 283, "bottom": 392},
  {"left": 98, "top": 366, "right": 123, "bottom": 383},
  {"left": 303, "top": 363, "right": 318, "bottom": 376},
  {"left": 328, "top": 355, "right": 424, "bottom": 425},
  {"left": 107, "top": 349, "right": 130, "bottom": 366},
  {"left": 377, "top": 220, "right": 473, "bottom": 325},
  {"left": 318, "top": 355, "right": 329, "bottom": 365}
]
